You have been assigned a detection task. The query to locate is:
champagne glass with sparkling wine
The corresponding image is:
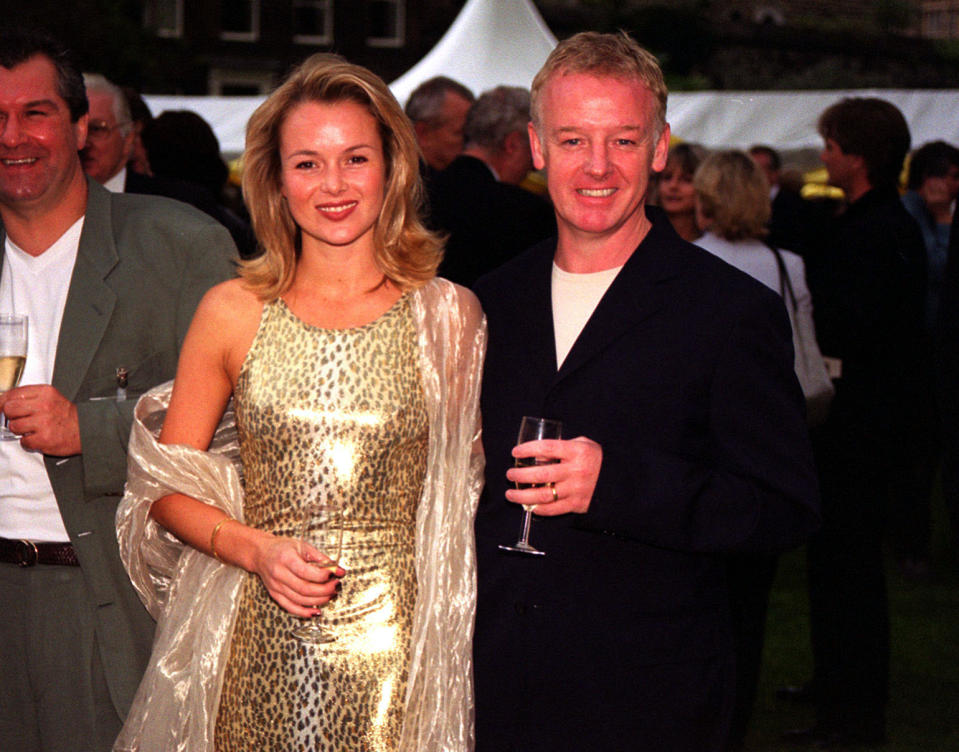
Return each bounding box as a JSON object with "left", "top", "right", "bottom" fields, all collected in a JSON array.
[
  {"left": 292, "top": 494, "right": 344, "bottom": 643},
  {"left": 499, "top": 416, "right": 562, "bottom": 556},
  {"left": 0, "top": 315, "right": 28, "bottom": 441}
]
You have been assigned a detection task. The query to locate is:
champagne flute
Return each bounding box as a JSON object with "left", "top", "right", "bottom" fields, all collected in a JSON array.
[
  {"left": 0, "top": 315, "right": 28, "bottom": 441},
  {"left": 292, "top": 495, "right": 344, "bottom": 643},
  {"left": 499, "top": 416, "right": 562, "bottom": 556}
]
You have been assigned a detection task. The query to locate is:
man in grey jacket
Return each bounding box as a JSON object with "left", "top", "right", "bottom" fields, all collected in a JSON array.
[{"left": 0, "top": 29, "right": 235, "bottom": 751}]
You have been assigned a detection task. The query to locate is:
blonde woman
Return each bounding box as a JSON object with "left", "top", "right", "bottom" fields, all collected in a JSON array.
[
  {"left": 115, "top": 54, "right": 485, "bottom": 752},
  {"left": 694, "top": 149, "right": 813, "bottom": 331},
  {"left": 693, "top": 148, "right": 821, "bottom": 748}
]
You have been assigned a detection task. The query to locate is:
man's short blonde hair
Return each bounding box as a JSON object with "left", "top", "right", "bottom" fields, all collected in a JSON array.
[{"left": 530, "top": 31, "right": 667, "bottom": 136}]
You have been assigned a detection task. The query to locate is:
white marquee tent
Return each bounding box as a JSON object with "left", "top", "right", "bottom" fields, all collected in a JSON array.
[
  {"left": 665, "top": 89, "right": 959, "bottom": 154},
  {"left": 388, "top": 0, "right": 557, "bottom": 105},
  {"left": 143, "top": 0, "right": 959, "bottom": 159}
]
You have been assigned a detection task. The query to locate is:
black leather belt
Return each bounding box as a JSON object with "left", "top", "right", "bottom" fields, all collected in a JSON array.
[{"left": 0, "top": 537, "right": 79, "bottom": 567}]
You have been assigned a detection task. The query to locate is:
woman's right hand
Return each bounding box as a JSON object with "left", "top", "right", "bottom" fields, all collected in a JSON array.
[{"left": 249, "top": 532, "right": 345, "bottom": 618}]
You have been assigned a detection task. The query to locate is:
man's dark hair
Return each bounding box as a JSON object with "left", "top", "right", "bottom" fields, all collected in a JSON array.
[
  {"left": 144, "top": 110, "right": 229, "bottom": 194},
  {"left": 666, "top": 142, "right": 708, "bottom": 177},
  {"left": 0, "top": 28, "right": 88, "bottom": 122},
  {"left": 906, "top": 140, "right": 959, "bottom": 190},
  {"left": 404, "top": 76, "right": 474, "bottom": 126},
  {"left": 748, "top": 144, "right": 781, "bottom": 171},
  {"left": 818, "top": 97, "right": 910, "bottom": 190}
]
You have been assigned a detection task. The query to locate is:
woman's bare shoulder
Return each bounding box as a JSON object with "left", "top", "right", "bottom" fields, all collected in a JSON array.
[
  {"left": 196, "top": 278, "right": 264, "bottom": 325},
  {"left": 180, "top": 279, "right": 267, "bottom": 385},
  {"left": 203, "top": 277, "right": 262, "bottom": 308},
  {"left": 186, "top": 279, "right": 266, "bottom": 359}
]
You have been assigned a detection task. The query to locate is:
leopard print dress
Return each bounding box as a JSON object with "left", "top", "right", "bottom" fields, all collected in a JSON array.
[{"left": 214, "top": 295, "right": 428, "bottom": 752}]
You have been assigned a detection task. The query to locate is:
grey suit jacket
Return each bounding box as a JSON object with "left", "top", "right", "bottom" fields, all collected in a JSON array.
[{"left": 0, "top": 178, "right": 236, "bottom": 718}]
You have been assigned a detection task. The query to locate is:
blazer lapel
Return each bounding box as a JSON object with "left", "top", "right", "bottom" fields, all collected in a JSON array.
[
  {"left": 528, "top": 245, "right": 560, "bottom": 371},
  {"left": 551, "top": 215, "right": 684, "bottom": 388},
  {"left": 520, "top": 242, "right": 561, "bottom": 402},
  {"left": 52, "top": 180, "right": 118, "bottom": 401}
]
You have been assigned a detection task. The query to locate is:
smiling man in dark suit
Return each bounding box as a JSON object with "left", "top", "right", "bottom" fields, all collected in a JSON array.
[
  {"left": 472, "top": 31, "right": 820, "bottom": 752},
  {"left": 0, "top": 30, "right": 235, "bottom": 751}
]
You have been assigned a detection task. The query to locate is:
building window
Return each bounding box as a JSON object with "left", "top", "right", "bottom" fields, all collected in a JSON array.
[
  {"left": 367, "top": 0, "right": 405, "bottom": 48},
  {"left": 293, "top": 0, "right": 333, "bottom": 45},
  {"left": 921, "top": 0, "right": 959, "bottom": 38},
  {"left": 220, "top": 0, "right": 260, "bottom": 42},
  {"left": 209, "top": 68, "right": 274, "bottom": 96},
  {"left": 145, "top": 0, "right": 183, "bottom": 38},
  {"left": 922, "top": 8, "right": 948, "bottom": 36}
]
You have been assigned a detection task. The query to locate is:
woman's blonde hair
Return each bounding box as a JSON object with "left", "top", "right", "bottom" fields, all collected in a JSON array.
[
  {"left": 693, "top": 150, "right": 771, "bottom": 242},
  {"left": 240, "top": 53, "right": 442, "bottom": 298}
]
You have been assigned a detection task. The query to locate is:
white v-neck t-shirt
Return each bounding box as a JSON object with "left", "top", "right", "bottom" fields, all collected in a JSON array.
[{"left": 0, "top": 218, "right": 83, "bottom": 541}]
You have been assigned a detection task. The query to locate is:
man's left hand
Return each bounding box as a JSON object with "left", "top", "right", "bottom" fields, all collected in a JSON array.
[
  {"left": 0, "top": 385, "right": 81, "bottom": 456},
  {"left": 506, "top": 436, "right": 602, "bottom": 515}
]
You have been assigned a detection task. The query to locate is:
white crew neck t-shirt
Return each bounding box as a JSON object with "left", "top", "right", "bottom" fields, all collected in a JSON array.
[{"left": 551, "top": 262, "right": 623, "bottom": 368}]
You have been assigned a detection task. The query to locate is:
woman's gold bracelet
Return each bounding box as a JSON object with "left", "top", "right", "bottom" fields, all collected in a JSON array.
[{"left": 210, "top": 517, "right": 234, "bottom": 563}]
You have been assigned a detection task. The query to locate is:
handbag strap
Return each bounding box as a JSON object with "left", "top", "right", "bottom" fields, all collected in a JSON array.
[{"left": 766, "top": 242, "right": 798, "bottom": 314}]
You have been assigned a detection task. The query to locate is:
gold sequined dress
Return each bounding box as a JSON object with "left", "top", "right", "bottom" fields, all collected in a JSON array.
[{"left": 214, "top": 296, "right": 429, "bottom": 752}]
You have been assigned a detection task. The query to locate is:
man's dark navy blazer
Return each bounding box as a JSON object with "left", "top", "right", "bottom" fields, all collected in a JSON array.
[{"left": 472, "top": 208, "right": 821, "bottom": 751}]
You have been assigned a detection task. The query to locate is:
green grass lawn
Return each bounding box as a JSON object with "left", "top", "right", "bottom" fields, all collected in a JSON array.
[{"left": 743, "top": 504, "right": 959, "bottom": 751}]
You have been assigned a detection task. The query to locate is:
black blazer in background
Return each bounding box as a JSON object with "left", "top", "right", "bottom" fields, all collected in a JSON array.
[
  {"left": 937, "top": 206, "right": 959, "bottom": 423},
  {"left": 427, "top": 154, "right": 555, "bottom": 286},
  {"left": 472, "top": 209, "right": 821, "bottom": 752},
  {"left": 769, "top": 185, "right": 809, "bottom": 254}
]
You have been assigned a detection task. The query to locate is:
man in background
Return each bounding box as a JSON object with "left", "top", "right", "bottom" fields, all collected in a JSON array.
[
  {"left": 0, "top": 29, "right": 235, "bottom": 750},
  {"left": 749, "top": 143, "right": 807, "bottom": 254},
  {"left": 80, "top": 73, "right": 145, "bottom": 193},
  {"left": 79, "top": 73, "right": 136, "bottom": 191},
  {"left": 891, "top": 140, "right": 959, "bottom": 579},
  {"left": 784, "top": 97, "right": 926, "bottom": 748},
  {"left": 428, "top": 85, "right": 555, "bottom": 285},
  {"left": 404, "top": 75, "right": 474, "bottom": 176}
]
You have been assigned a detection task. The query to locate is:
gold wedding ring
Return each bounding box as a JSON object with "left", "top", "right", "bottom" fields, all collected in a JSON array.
[{"left": 549, "top": 483, "right": 558, "bottom": 503}]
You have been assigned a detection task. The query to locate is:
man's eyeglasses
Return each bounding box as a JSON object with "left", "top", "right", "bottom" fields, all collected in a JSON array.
[{"left": 87, "top": 120, "right": 129, "bottom": 142}]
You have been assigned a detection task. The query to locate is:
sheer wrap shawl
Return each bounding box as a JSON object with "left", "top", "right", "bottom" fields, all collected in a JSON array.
[{"left": 114, "top": 278, "right": 486, "bottom": 751}]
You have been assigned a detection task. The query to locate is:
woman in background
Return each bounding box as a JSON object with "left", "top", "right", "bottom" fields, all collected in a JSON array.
[
  {"left": 694, "top": 149, "right": 812, "bottom": 308},
  {"left": 115, "top": 54, "right": 485, "bottom": 752},
  {"left": 693, "top": 148, "right": 820, "bottom": 751},
  {"left": 651, "top": 141, "right": 707, "bottom": 242}
]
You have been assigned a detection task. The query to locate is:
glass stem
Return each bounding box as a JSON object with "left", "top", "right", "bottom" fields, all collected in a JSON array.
[{"left": 520, "top": 508, "right": 534, "bottom": 545}]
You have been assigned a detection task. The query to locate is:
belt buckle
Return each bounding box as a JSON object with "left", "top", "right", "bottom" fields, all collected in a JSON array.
[{"left": 15, "top": 539, "right": 39, "bottom": 567}]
